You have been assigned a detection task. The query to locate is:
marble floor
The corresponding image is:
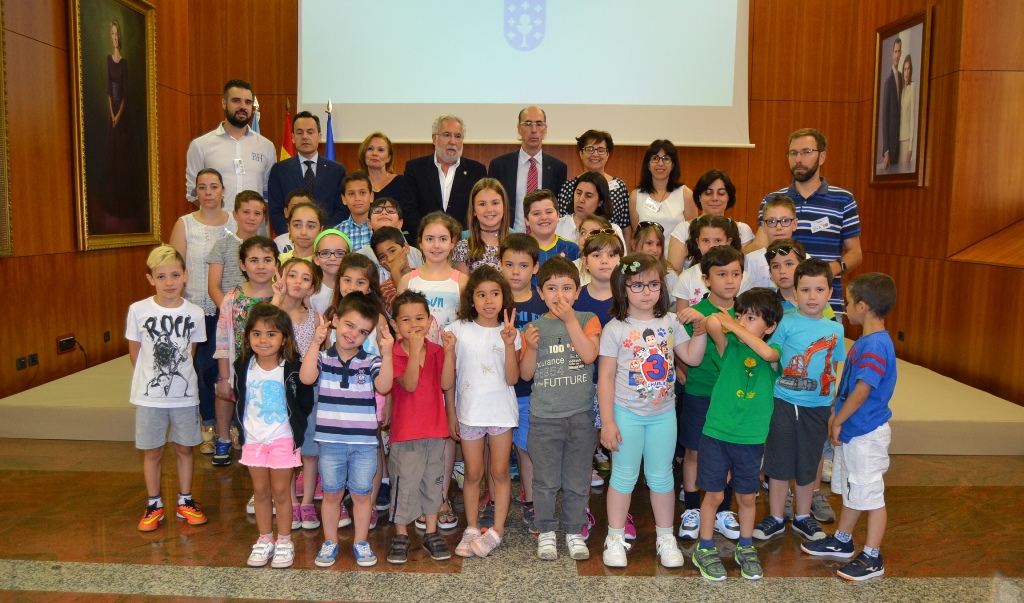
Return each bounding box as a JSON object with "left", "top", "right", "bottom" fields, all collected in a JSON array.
[{"left": 1, "top": 439, "right": 1022, "bottom": 603}]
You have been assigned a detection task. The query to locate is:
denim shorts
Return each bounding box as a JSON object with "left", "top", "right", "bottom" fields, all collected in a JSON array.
[
  {"left": 317, "top": 441, "right": 377, "bottom": 496},
  {"left": 513, "top": 396, "right": 531, "bottom": 450}
]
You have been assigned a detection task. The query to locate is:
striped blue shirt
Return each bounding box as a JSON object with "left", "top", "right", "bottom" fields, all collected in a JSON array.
[
  {"left": 314, "top": 347, "right": 381, "bottom": 445},
  {"left": 759, "top": 178, "right": 860, "bottom": 312}
]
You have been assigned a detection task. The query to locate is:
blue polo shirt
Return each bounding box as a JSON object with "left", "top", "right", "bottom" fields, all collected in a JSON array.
[{"left": 759, "top": 177, "right": 860, "bottom": 312}]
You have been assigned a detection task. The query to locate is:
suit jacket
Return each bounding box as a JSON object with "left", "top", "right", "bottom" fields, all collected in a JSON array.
[
  {"left": 488, "top": 150, "right": 568, "bottom": 222},
  {"left": 267, "top": 155, "right": 347, "bottom": 235},
  {"left": 401, "top": 154, "right": 487, "bottom": 237},
  {"left": 881, "top": 69, "right": 902, "bottom": 162}
]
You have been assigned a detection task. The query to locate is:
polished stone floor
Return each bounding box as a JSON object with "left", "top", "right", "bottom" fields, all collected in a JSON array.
[{"left": 1, "top": 439, "right": 1022, "bottom": 602}]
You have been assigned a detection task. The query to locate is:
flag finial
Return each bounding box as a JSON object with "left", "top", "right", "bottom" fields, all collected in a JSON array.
[
  {"left": 253, "top": 95, "right": 260, "bottom": 110},
  {"left": 327, "top": 99, "right": 333, "bottom": 114},
  {"left": 285, "top": 98, "right": 291, "bottom": 112}
]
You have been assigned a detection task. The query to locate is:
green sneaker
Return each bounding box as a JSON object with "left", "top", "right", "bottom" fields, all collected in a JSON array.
[
  {"left": 692, "top": 545, "right": 727, "bottom": 582},
  {"left": 734, "top": 545, "right": 763, "bottom": 580}
]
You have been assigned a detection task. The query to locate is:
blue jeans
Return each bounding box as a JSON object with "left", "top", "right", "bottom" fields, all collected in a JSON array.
[
  {"left": 193, "top": 313, "right": 219, "bottom": 425},
  {"left": 317, "top": 442, "right": 377, "bottom": 496},
  {"left": 609, "top": 405, "right": 676, "bottom": 494}
]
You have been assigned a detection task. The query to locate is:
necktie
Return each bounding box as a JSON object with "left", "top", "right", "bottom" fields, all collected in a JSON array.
[
  {"left": 527, "top": 156, "right": 539, "bottom": 193},
  {"left": 303, "top": 160, "right": 315, "bottom": 192}
]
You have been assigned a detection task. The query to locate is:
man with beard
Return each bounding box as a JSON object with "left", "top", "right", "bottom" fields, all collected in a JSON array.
[
  {"left": 266, "top": 111, "right": 347, "bottom": 235},
  {"left": 754, "top": 128, "right": 862, "bottom": 314},
  {"left": 400, "top": 114, "right": 487, "bottom": 237},
  {"left": 487, "top": 106, "right": 567, "bottom": 232},
  {"left": 185, "top": 80, "right": 276, "bottom": 233}
]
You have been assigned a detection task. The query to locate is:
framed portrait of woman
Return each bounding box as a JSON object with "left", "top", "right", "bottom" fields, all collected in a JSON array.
[
  {"left": 870, "top": 7, "right": 932, "bottom": 187},
  {"left": 69, "top": 0, "right": 160, "bottom": 250}
]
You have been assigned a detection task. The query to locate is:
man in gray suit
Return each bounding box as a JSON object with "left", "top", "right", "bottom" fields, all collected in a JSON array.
[
  {"left": 487, "top": 107, "right": 567, "bottom": 232},
  {"left": 881, "top": 38, "right": 903, "bottom": 170}
]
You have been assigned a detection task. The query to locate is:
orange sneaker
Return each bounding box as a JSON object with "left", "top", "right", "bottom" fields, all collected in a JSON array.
[
  {"left": 138, "top": 505, "right": 164, "bottom": 531},
  {"left": 176, "top": 499, "right": 208, "bottom": 526}
]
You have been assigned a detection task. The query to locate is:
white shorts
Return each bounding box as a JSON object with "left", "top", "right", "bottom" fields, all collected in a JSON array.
[{"left": 830, "top": 423, "right": 891, "bottom": 511}]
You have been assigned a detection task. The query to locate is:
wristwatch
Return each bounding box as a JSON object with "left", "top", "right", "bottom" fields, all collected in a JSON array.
[{"left": 836, "top": 260, "right": 847, "bottom": 276}]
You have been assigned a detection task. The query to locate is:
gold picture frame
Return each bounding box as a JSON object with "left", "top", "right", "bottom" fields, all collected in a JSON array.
[
  {"left": 870, "top": 6, "right": 932, "bottom": 187},
  {"left": 0, "top": 1, "right": 12, "bottom": 258},
  {"left": 69, "top": 0, "right": 160, "bottom": 250}
]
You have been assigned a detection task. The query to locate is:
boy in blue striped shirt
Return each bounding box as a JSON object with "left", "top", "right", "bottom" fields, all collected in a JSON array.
[{"left": 301, "top": 292, "right": 394, "bottom": 568}]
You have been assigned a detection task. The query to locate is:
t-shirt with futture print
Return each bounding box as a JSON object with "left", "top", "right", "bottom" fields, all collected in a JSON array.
[{"left": 598, "top": 313, "right": 689, "bottom": 417}]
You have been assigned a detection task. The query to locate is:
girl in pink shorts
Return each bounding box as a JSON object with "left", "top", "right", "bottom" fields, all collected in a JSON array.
[{"left": 234, "top": 303, "right": 314, "bottom": 569}]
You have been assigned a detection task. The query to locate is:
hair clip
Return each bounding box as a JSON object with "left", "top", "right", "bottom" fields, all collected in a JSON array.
[{"left": 621, "top": 260, "right": 641, "bottom": 274}]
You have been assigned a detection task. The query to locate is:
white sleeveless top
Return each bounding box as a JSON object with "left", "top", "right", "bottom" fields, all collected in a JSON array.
[
  {"left": 635, "top": 187, "right": 688, "bottom": 242},
  {"left": 408, "top": 269, "right": 461, "bottom": 341},
  {"left": 182, "top": 212, "right": 236, "bottom": 315}
]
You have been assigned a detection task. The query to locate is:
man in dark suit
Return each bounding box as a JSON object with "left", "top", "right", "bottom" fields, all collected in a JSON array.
[
  {"left": 267, "top": 111, "right": 347, "bottom": 235},
  {"left": 880, "top": 38, "right": 903, "bottom": 170},
  {"left": 400, "top": 114, "right": 487, "bottom": 237},
  {"left": 488, "top": 106, "right": 567, "bottom": 232}
]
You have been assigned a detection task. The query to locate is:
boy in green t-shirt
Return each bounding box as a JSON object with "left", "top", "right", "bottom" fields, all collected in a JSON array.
[
  {"left": 675, "top": 245, "right": 746, "bottom": 540},
  {"left": 689, "top": 288, "right": 783, "bottom": 582}
]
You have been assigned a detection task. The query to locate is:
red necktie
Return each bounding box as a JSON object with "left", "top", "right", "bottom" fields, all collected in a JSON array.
[{"left": 527, "top": 157, "right": 538, "bottom": 192}]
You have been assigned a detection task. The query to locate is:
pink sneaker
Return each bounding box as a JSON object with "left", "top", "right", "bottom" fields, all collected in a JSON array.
[
  {"left": 300, "top": 504, "right": 320, "bottom": 529},
  {"left": 295, "top": 471, "right": 304, "bottom": 498},
  {"left": 470, "top": 528, "right": 502, "bottom": 557},
  {"left": 338, "top": 503, "right": 352, "bottom": 528},
  {"left": 455, "top": 527, "right": 480, "bottom": 558},
  {"left": 291, "top": 504, "right": 302, "bottom": 530},
  {"left": 369, "top": 507, "right": 378, "bottom": 530},
  {"left": 581, "top": 508, "right": 597, "bottom": 541},
  {"left": 624, "top": 514, "right": 637, "bottom": 540},
  {"left": 314, "top": 476, "right": 324, "bottom": 501}
]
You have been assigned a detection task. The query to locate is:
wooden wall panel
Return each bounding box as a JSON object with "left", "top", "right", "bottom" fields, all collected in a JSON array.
[
  {"left": 158, "top": 85, "right": 195, "bottom": 241},
  {"left": 3, "top": 0, "right": 66, "bottom": 49},
  {"left": 152, "top": 0, "right": 190, "bottom": 94},
  {"left": 960, "top": 0, "right": 1024, "bottom": 71},
  {"left": 5, "top": 31, "right": 76, "bottom": 256},
  {"left": 947, "top": 70, "right": 1024, "bottom": 255},
  {"left": 187, "top": 0, "right": 297, "bottom": 96}
]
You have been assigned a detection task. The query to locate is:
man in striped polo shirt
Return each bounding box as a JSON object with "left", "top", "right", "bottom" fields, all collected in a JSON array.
[{"left": 755, "top": 128, "right": 863, "bottom": 314}]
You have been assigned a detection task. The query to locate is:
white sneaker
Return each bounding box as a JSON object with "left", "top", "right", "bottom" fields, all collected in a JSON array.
[
  {"left": 714, "top": 511, "right": 740, "bottom": 540},
  {"left": 537, "top": 531, "right": 557, "bottom": 560},
  {"left": 566, "top": 533, "right": 589, "bottom": 560},
  {"left": 678, "top": 508, "right": 700, "bottom": 539},
  {"left": 245, "top": 494, "right": 275, "bottom": 516},
  {"left": 594, "top": 448, "right": 609, "bottom": 464},
  {"left": 821, "top": 458, "right": 834, "bottom": 483},
  {"left": 271, "top": 540, "right": 294, "bottom": 569},
  {"left": 602, "top": 534, "right": 631, "bottom": 567},
  {"left": 656, "top": 533, "right": 685, "bottom": 568},
  {"left": 247, "top": 539, "right": 275, "bottom": 567}
]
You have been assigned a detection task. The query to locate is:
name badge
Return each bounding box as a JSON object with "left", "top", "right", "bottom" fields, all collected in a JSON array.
[
  {"left": 233, "top": 158, "right": 245, "bottom": 175},
  {"left": 810, "top": 217, "right": 830, "bottom": 233},
  {"left": 643, "top": 197, "right": 662, "bottom": 213}
]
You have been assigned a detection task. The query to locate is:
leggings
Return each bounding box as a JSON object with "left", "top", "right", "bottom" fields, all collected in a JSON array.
[{"left": 609, "top": 404, "right": 676, "bottom": 494}]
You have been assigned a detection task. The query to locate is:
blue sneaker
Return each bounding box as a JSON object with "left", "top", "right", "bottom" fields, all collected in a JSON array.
[
  {"left": 354, "top": 540, "right": 377, "bottom": 567},
  {"left": 212, "top": 440, "right": 231, "bottom": 467},
  {"left": 376, "top": 482, "right": 391, "bottom": 511},
  {"left": 801, "top": 534, "right": 855, "bottom": 558},
  {"left": 837, "top": 551, "right": 884, "bottom": 581},
  {"left": 315, "top": 540, "right": 339, "bottom": 567}
]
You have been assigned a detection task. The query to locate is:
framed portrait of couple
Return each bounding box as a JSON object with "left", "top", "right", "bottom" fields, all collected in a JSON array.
[
  {"left": 870, "top": 7, "right": 932, "bottom": 187},
  {"left": 69, "top": 0, "right": 161, "bottom": 250}
]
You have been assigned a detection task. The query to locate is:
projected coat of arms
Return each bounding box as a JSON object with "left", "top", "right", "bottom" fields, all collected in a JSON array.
[{"left": 505, "top": 0, "right": 545, "bottom": 50}]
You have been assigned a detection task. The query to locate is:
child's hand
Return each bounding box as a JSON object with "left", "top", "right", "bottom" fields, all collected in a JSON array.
[
  {"left": 310, "top": 313, "right": 330, "bottom": 347},
  {"left": 600, "top": 422, "right": 622, "bottom": 452},
  {"left": 272, "top": 268, "right": 286, "bottom": 296},
  {"left": 406, "top": 330, "right": 426, "bottom": 354},
  {"left": 447, "top": 414, "right": 461, "bottom": 442},
  {"left": 377, "top": 321, "right": 394, "bottom": 353},
  {"left": 440, "top": 330, "right": 457, "bottom": 353},
  {"left": 500, "top": 309, "right": 518, "bottom": 346},
  {"left": 677, "top": 307, "right": 704, "bottom": 324},
  {"left": 380, "top": 399, "right": 392, "bottom": 430},
  {"left": 389, "top": 250, "right": 410, "bottom": 277},
  {"left": 715, "top": 311, "right": 740, "bottom": 332},
  {"left": 215, "top": 377, "right": 232, "bottom": 401},
  {"left": 692, "top": 316, "right": 708, "bottom": 336},
  {"left": 522, "top": 324, "right": 540, "bottom": 350},
  {"left": 548, "top": 298, "right": 575, "bottom": 323},
  {"left": 829, "top": 414, "right": 843, "bottom": 448}
]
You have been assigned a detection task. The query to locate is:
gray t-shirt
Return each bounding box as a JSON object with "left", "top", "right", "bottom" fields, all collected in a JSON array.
[
  {"left": 206, "top": 235, "right": 245, "bottom": 297},
  {"left": 598, "top": 314, "right": 689, "bottom": 417},
  {"left": 529, "top": 311, "right": 601, "bottom": 419}
]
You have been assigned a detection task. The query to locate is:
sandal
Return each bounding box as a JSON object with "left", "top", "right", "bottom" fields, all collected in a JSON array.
[
  {"left": 387, "top": 534, "right": 410, "bottom": 564},
  {"left": 438, "top": 498, "right": 459, "bottom": 530},
  {"left": 415, "top": 514, "right": 427, "bottom": 530}
]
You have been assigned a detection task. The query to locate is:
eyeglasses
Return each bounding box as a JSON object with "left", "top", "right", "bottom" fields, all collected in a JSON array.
[
  {"left": 787, "top": 149, "right": 819, "bottom": 158},
  {"left": 371, "top": 206, "right": 398, "bottom": 215},
  {"left": 317, "top": 249, "right": 348, "bottom": 259},
  {"left": 584, "top": 227, "right": 617, "bottom": 238},
  {"left": 649, "top": 155, "right": 672, "bottom": 164},
  {"left": 763, "top": 217, "right": 795, "bottom": 228},
  {"left": 627, "top": 281, "right": 662, "bottom": 293},
  {"left": 437, "top": 132, "right": 463, "bottom": 141},
  {"left": 636, "top": 221, "right": 664, "bottom": 232},
  {"left": 519, "top": 120, "right": 546, "bottom": 129},
  {"left": 582, "top": 146, "right": 609, "bottom": 156}
]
